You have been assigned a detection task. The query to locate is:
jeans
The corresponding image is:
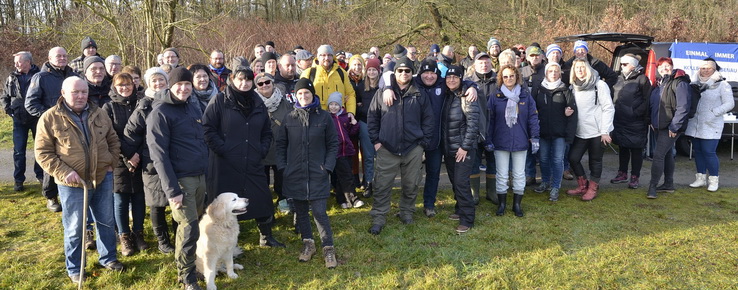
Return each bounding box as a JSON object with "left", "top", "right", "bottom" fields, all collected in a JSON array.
[
  {"left": 445, "top": 149, "right": 476, "bottom": 227},
  {"left": 525, "top": 148, "right": 538, "bottom": 179},
  {"left": 649, "top": 130, "right": 678, "bottom": 187},
  {"left": 692, "top": 138, "right": 720, "bottom": 176},
  {"left": 58, "top": 172, "right": 117, "bottom": 276},
  {"left": 422, "top": 148, "right": 443, "bottom": 209},
  {"left": 618, "top": 147, "right": 644, "bottom": 177},
  {"left": 471, "top": 143, "right": 496, "bottom": 175},
  {"left": 294, "top": 198, "right": 333, "bottom": 247},
  {"left": 114, "top": 191, "right": 146, "bottom": 234},
  {"left": 12, "top": 118, "right": 43, "bottom": 183},
  {"left": 171, "top": 175, "right": 206, "bottom": 284},
  {"left": 539, "top": 137, "right": 566, "bottom": 189},
  {"left": 358, "top": 121, "right": 375, "bottom": 183},
  {"left": 569, "top": 136, "right": 605, "bottom": 182},
  {"left": 494, "top": 150, "right": 527, "bottom": 194}
]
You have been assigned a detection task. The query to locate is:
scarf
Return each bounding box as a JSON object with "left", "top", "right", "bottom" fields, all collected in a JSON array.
[
  {"left": 227, "top": 86, "right": 254, "bottom": 117},
  {"left": 209, "top": 64, "right": 225, "bottom": 75},
  {"left": 501, "top": 84, "right": 521, "bottom": 128},
  {"left": 349, "top": 71, "right": 363, "bottom": 83},
  {"left": 572, "top": 69, "right": 599, "bottom": 92},
  {"left": 193, "top": 81, "right": 217, "bottom": 104},
  {"left": 695, "top": 71, "right": 724, "bottom": 90},
  {"left": 291, "top": 96, "right": 320, "bottom": 126},
  {"left": 541, "top": 78, "right": 563, "bottom": 91},
  {"left": 258, "top": 87, "right": 284, "bottom": 113}
]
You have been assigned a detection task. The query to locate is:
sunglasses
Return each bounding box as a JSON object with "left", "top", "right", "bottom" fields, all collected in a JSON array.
[
  {"left": 620, "top": 63, "right": 628, "bottom": 67},
  {"left": 396, "top": 68, "right": 412, "bottom": 74},
  {"left": 257, "top": 80, "right": 272, "bottom": 86},
  {"left": 502, "top": 75, "right": 516, "bottom": 79}
]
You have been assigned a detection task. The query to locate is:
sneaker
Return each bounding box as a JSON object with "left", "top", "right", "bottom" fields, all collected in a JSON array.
[
  {"left": 277, "top": 199, "right": 291, "bottom": 214},
  {"left": 368, "top": 224, "right": 383, "bottom": 235},
  {"left": 47, "top": 198, "right": 62, "bottom": 212},
  {"left": 14, "top": 182, "right": 24, "bottom": 191},
  {"left": 534, "top": 182, "right": 550, "bottom": 193},
  {"left": 103, "top": 260, "right": 125, "bottom": 271},
  {"left": 448, "top": 214, "right": 460, "bottom": 221},
  {"left": 548, "top": 188, "right": 559, "bottom": 202},
  {"left": 352, "top": 200, "right": 365, "bottom": 208},
  {"left": 610, "top": 171, "right": 628, "bottom": 183},
  {"left": 479, "top": 164, "right": 487, "bottom": 171},
  {"left": 455, "top": 225, "right": 470, "bottom": 234},
  {"left": 656, "top": 184, "right": 675, "bottom": 193},
  {"left": 424, "top": 208, "right": 436, "bottom": 218},
  {"left": 562, "top": 170, "right": 574, "bottom": 180},
  {"left": 340, "top": 203, "right": 351, "bottom": 209},
  {"left": 647, "top": 186, "right": 658, "bottom": 199},
  {"left": 68, "top": 274, "right": 85, "bottom": 284},
  {"left": 627, "top": 175, "right": 640, "bottom": 189}
]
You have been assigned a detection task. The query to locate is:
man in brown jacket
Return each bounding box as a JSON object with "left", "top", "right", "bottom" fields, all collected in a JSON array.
[{"left": 35, "top": 76, "right": 124, "bottom": 284}]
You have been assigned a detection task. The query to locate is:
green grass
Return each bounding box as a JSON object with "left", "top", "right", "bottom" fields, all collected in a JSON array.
[{"left": 1, "top": 182, "right": 738, "bottom": 289}]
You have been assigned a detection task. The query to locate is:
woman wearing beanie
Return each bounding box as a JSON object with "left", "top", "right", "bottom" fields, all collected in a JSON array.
[
  {"left": 188, "top": 64, "right": 221, "bottom": 114},
  {"left": 534, "top": 62, "right": 577, "bottom": 202},
  {"left": 355, "top": 58, "right": 381, "bottom": 197},
  {"left": 487, "top": 64, "right": 539, "bottom": 217},
  {"left": 121, "top": 67, "right": 175, "bottom": 254},
  {"left": 276, "top": 78, "right": 339, "bottom": 269},
  {"left": 566, "top": 59, "right": 614, "bottom": 201},
  {"left": 442, "top": 65, "right": 480, "bottom": 233},
  {"left": 202, "top": 67, "right": 285, "bottom": 248},
  {"left": 254, "top": 72, "right": 293, "bottom": 213},
  {"left": 609, "top": 54, "right": 652, "bottom": 189},
  {"left": 685, "top": 58, "right": 735, "bottom": 192}
]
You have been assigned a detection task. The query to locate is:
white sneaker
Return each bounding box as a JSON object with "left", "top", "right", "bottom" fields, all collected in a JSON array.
[
  {"left": 353, "top": 200, "right": 365, "bottom": 208},
  {"left": 340, "top": 203, "right": 351, "bottom": 209},
  {"left": 707, "top": 176, "right": 719, "bottom": 192}
]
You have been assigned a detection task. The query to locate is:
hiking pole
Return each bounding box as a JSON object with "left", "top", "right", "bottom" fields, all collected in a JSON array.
[
  {"left": 607, "top": 143, "right": 618, "bottom": 155},
  {"left": 78, "top": 180, "right": 90, "bottom": 290}
]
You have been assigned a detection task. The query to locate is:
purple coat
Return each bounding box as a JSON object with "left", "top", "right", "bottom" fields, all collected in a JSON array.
[
  {"left": 331, "top": 110, "right": 359, "bottom": 158},
  {"left": 487, "top": 86, "right": 540, "bottom": 152}
]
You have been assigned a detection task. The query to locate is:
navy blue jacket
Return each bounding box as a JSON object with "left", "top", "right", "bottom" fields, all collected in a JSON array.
[
  {"left": 2, "top": 64, "right": 40, "bottom": 124},
  {"left": 413, "top": 75, "right": 446, "bottom": 151},
  {"left": 487, "top": 86, "right": 540, "bottom": 152},
  {"left": 25, "top": 62, "right": 78, "bottom": 117}
]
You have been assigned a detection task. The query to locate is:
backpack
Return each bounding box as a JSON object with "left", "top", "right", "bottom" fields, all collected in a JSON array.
[{"left": 308, "top": 66, "right": 345, "bottom": 84}]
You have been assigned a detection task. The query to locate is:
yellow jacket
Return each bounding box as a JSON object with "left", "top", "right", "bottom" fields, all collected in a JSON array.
[
  {"left": 299, "top": 61, "right": 356, "bottom": 114},
  {"left": 35, "top": 98, "right": 120, "bottom": 188}
]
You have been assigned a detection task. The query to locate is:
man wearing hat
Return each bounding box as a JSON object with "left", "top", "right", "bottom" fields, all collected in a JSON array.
[
  {"left": 70, "top": 36, "right": 102, "bottom": 75},
  {"left": 521, "top": 45, "right": 547, "bottom": 187},
  {"left": 563, "top": 40, "right": 618, "bottom": 90},
  {"left": 83, "top": 56, "right": 112, "bottom": 107},
  {"left": 299, "top": 44, "right": 357, "bottom": 116},
  {"left": 366, "top": 56, "right": 434, "bottom": 234},
  {"left": 295, "top": 50, "right": 313, "bottom": 76},
  {"left": 147, "top": 67, "right": 208, "bottom": 289},
  {"left": 487, "top": 37, "right": 503, "bottom": 73},
  {"left": 25, "top": 46, "right": 78, "bottom": 213},
  {"left": 162, "top": 47, "right": 181, "bottom": 68}
]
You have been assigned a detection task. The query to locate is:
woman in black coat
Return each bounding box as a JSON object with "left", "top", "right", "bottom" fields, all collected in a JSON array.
[
  {"left": 202, "top": 67, "right": 284, "bottom": 248},
  {"left": 610, "top": 54, "right": 652, "bottom": 189},
  {"left": 276, "top": 78, "right": 339, "bottom": 268}
]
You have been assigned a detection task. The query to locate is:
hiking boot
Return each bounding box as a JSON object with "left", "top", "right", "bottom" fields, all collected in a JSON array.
[
  {"left": 455, "top": 225, "right": 470, "bottom": 234},
  {"left": 259, "top": 235, "right": 286, "bottom": 248},
  {"left": 627, "top": 175, "right": 640, "bottom": 189},
  {"left": 298, "top": 239, "right": 316, "bottom": 262},
  {"left": 103, "top": 260, "right": 125, "bottom": 271},
  {"left": 14, "top": 182, "right": 24, "bottom": 191},
  {"left": 549, "top": 188, "right": 559, "bottom": 202},
  {"left": 85, "top": 230, "right": 96, "bottom": 250},
  {"left": 47, "top": 198, "right": 62, "bottom": 212},
  {"left": 534, "top": 182, "right": 550, "bottom": 193},
  {"left": 134, "top": 231, "right": 149, "bottom": 251},
  {"left": 656, "top": 184, "right": 675, "bottom": 193},
  {"left": 610, "top": 171, "right": 628, "bottom": 183},
  {"left": 119, "top": 233, "right": 136, "bottom": 256},
  {"left": 424, "top": 208, "right": 436, "bottom": 218},
  {"left": 323, "top": 246, "right": 337, "bottom": 269}
]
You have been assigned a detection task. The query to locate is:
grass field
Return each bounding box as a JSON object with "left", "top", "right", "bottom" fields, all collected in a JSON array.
[{"left": 1, "top": 181, "right": 737, "bottom": 289}]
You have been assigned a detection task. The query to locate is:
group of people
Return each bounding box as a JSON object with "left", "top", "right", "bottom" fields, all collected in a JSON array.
[{"left": 2, "top": 35, "right": 734, "bottom": 288}]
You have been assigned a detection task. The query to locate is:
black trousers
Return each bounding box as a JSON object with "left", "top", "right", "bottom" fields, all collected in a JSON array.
[
  {"left": 445, "top": 149, "right": 476, "bottom": 227},
  {"left": 333, "top": 156, "right": 356, "bottom": 204},
  {"left": 569, "top": 136, "right": 605, "bottom": 182},
  {"left": 264, "top": 165, "right": 284, "bottom": 200},
  {"left": 618, "top": 146, "right": 644, "bottom": 177}
]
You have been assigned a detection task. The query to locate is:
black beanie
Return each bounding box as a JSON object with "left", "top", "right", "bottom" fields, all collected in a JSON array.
[
  {"left": 81, "top": 36, "right": 97, "bottom": 52},
  {"left": 419, "top": 58, "right": 438, "bottom": 75},
  {"left": 266, "top": 41, "right": 276, "bottom": 48},
  {"left": 168, "top": 67, "right": 193, "bottom": 89},
  {"left": 83, "top": 56, "right": 104, "bottom": 73},
  {"left": 260, "top": 52, "right": 278, "bottom": 64},
  {"left": 394, "top": 56, "right": 415, "bottom": 74},
  {"left": 446, "top": 65, "right": 464, "bottom": 78},
  {"left": 294, "top": 78, "right": 316, "bottom": 96},
  {"left": 392, "top": 44, "right": 407, "bottom": 59}
]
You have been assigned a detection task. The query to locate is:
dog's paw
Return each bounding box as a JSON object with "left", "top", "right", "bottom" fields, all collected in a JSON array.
[
  {"left": 227, "top": 272, "right": 238, "bottom": 279},
  {"left": 233, "top": 263, "right": 243, "bottom": 270}
]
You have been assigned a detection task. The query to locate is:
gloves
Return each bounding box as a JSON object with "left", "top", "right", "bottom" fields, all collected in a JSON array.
[
  {"left": 531, "top": 138, "right": 540, "bottom": 154},
  {"left": 484, "top": 142, "right": 495, "bottom": 152}
]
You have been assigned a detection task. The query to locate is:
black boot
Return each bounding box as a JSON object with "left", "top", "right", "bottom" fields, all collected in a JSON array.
[
  {"left": 363, "top": 182, "right": 373, "bottom": 198},
  {"left": 513, "top": 194, "right": 524, "bottom": 217},
  {"left": 495, "top": 194, "right": 507, "bottom": 216},
  {"left": 153, "top": 226, "right": 174, "bottom": 254},
  {"left": 258, "top": 219, "right": 286, "bottom": 248}
]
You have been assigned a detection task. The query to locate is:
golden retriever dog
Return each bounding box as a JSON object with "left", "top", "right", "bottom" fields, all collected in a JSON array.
[{"left": 196, "top": 192, "right": 248, "bottom": 290}]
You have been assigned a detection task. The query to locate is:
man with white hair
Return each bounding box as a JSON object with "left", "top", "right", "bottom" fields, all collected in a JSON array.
[{"left": 104, "top": 55, "right": 122, "bottom": 76}]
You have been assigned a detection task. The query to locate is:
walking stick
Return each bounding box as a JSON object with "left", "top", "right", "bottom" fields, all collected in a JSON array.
[{"left": 78, "top": 180, "right": 90, "bottom": 290}]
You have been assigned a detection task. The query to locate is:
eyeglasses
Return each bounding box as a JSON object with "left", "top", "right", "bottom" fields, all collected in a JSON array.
[
  {"left": 502, "top": 75, "right": 516, "bottom": 79},
  {"left": 396, "top": 68, "right": 412, "bottom": 74},
  {"left": 257, "top": 80, "right": 272, "bottom": 86}
]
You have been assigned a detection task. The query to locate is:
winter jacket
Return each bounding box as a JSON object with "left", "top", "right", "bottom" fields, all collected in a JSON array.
[
  {"left": 87, "top": 77, "right": 112, "bottom": 107},
  {"left": 147, "top": 90, "right": 209, "bottom": 199},
  {"left": 276, "top": 98, "right": 338, "bottom": 201},
  {"left": 263, "top": 97, "right": 293, "bottom": 166},
  {"left": 209, "top": 66, "right": 231, "bottom": 92},
  {"left": 650, "top": 70, "right": 691, "bottom": 132},
  {"left": 367, "top": 76, "right": 434, "bottom": 155},
  {"left": 203, "top": 86, "right": 273, "bottom": 217},
  {"left": 572, "top": 78, "right": 614, "bottom": 139},
  {"left": 487, "top": 86, "right": 540, "bottom": 152},
  {"left": 300, "top": 60, "right": 357, "bottom": 114},
  {"left": 355, "top": 80, "right": 378, "bottom": 123},
  {"left": 685, "top": 74, "right": 735, "bottom": 140},
  {"left": 102, "top": 90, "right": 143, "bottom": 194},
  {"left": 564, "top": 55, "right": 618, "bottom": 90},
  {"left": 122, "top": 93, "right": 166, "bottom": 206},
  {"left": 442, "top": 89, "right": 480, "bottom": 153},
  {"left": 521, "top": 62, "right": 546, "bottom": 97},
  {"left": 331, "top": 110, "right": 359, "bottom": 158},
  {"left": 535, "top": 83, "right": 578, "bottom": 144},
  {"left": 35, "top": 98, "right": 120, "bottom": 188},
  {"left": 274, "top": 71, "right": 300, "bottom": 104},
  {"left": 2, "top": 65, "right": 40, "bottom": 124},
  {"left": 611, "top": 68, "right": 652, "bottom": 148},
  {"left": 466, "top": 70, "right": 497, "bottom": 143},
  {"left": 414, "top": 75, "right": 446, "bottom": 151},
  {"left": 25, "top": 62, "right": 78, "bottom": 117},
  {"left": 69, "top": 53, "right": 103, "bottom": 75}
]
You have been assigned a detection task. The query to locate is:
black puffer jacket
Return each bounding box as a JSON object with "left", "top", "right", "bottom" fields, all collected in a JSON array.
[
  {"left": 123, "top": 93, "right": 166, "bottom": 206},
  {"left": 2, "top": 65, "right": 40, "bottom": 124},
  {"left": 535, "top": 83, "right": 578, "bottom": 143},
  {"left": 611, "top": 68, "right": 652, "bottom": 148},
  {"left": 102, "top": 90, "right": 143, "bottom": 194},
  {"left": 442, "top": 88, "right": 480, "bottom": 153},
  {"left": 276, "top": 97, "right": 338, "bottom": 201}
]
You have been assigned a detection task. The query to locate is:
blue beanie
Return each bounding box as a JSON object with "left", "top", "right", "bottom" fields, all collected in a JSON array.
[
  {"left": 573, "top": 40, "right": 589, "bottom": 53},
  {"left": 430, "top": 44, "right": 440, "bottom": 53},
  {"left": 487, "top": 37, "right": 501, "bottom": 49},
  {"left": 546, "top": 44, "right": 563, "bottom": 58}
]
